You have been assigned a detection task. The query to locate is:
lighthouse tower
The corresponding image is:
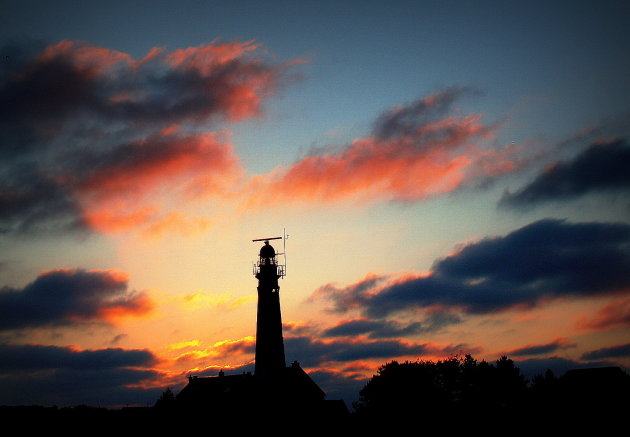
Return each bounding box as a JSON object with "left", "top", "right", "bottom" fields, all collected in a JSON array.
[
  {"left": 253, "top": 237, "right": 286, "bottom": 378},
  {"left": 175, "top": 234, "right": 338, "bottom": 417}
]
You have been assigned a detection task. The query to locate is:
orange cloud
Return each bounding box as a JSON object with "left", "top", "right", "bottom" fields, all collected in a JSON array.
[
  {"left": 577, "top": 298, "right": 630, "bottom": 330},
  {"left": 72, "top": 130, "right": 243, "bottom": 235},
  {"left": 165, "top": 40, "right": 259, "bottom": 74},
  {"left": 174, "top": 336, "right": 256, "bottom": 363},
  {"left": 242, "top": 110, "right": 508, "bottom": 208},
  {"left": 167, "top": 340, "right": 202, "bottom": 351},
  {"left": 141, "top": 212, "right": 213, "bottom": 239},
  {"left": 0, "top": 268, "right": 154, "bottom": 330},
  {"left": 38, "top": 40, "right": 133, "bottom": 74},
  {"left": 97, "top": 290, "right": 154, "bottom": 322},
  {"left": 181, "top": 292, "right": 254, "bottom": 311}
]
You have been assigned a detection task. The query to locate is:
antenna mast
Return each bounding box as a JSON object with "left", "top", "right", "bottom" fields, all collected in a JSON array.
[{"left": 251, "top": 230, "right": 287, "bottom": 278}]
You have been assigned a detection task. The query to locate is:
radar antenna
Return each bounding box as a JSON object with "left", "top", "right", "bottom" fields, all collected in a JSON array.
[{"left": 252, "top": 229, "right": 288, "bottom": 277}]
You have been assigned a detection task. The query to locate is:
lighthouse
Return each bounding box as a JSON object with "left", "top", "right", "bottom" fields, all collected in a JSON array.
[
  {"left": 175, "top": 233, "right": 339, "bottom": 418},
  {"left": 253, "top": 237, "right": 286, "bottom": 378}
]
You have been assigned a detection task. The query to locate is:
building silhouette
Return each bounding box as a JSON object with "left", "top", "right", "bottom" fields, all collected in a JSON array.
[{"left": 176, "top": 238, "right": 347, "bottom": 419}]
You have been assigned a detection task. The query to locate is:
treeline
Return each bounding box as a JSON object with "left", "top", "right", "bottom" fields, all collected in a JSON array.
[
  {"left": 2, "top": 355, "right": 628, "bottom": 431},
  {"left": 352, "top": 354, "right": 629, "bottom": 428}
]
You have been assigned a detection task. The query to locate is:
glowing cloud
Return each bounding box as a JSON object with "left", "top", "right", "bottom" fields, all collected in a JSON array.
[
  {"left": 0, "top": 268, "right": 153, "bottom": 331},
  {"left": 167, "top": 340, "right": 202, "bottom": 351},
  {"left": 182, "top": 292, "right": 255, "bottom": 311},
  {"left": 243, "top": 87, "right": 513, "bottom": 207}
]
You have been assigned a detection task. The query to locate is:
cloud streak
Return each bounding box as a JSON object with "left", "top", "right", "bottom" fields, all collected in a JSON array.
[
  {"left": 577, "top": 298, "right": 630, "bottom": 330},
  {"left": 500, "top": 138, "right": 630, "bottom": 208},
  {"left": 504, "top": 338, "right": 576, "bottom": 357},
  {"left": 284, "top": 335, "right": 475, "bottom": 367},
  {"left": 322, "top": 313, "right": 460, "bottom": 339},
  {"left": 581, "top": 343, "right": 630, "bottom": 360}
]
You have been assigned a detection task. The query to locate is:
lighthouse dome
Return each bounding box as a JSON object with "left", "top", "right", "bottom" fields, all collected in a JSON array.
[{"left": 259, "top": 241, "right": 276, "bottom": 258}]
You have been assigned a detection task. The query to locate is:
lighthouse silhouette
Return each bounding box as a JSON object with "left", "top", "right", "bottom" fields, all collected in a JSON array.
[
  {"left": 253, "top": 238, "right": 286, "bottom": 378},
  {"left": 174, "top": 233, "right": 351, "bottom": 420}
]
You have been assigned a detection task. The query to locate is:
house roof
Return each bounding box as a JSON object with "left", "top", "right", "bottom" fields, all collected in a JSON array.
[{"left": 176, "top": 361, "right": 325, "bottom": 407}]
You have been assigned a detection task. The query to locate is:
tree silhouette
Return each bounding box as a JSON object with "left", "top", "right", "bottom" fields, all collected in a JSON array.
[
  {"left": 354, "top": 354, "right": 529, "bottom": 424},
  {"left": 154, "top": 387, "right": 176, "bottom": 409}
]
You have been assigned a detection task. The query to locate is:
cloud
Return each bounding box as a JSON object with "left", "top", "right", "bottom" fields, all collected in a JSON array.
[
  {"left": 284, "top": 335, "right": 474, "bottom": 367},
  {"left": 581, "top": 343, "right": 630, "bottom": 360},
  {"left": 167, "top": 340, "right": 202, "bottom": 351},
  {"left": 69, "top": 129, "right": 243, "bottom": 235},
  {"left": 0, "top": 342, "right": 161, "bottom": 406},
  {"left": 0, "top": 39, "right": 295, "bottom": 236},
  {"left": 0, "top": 343, "right": 158, "bottom": 372},
  {"left": 500, "top": 138, "right": 630, "bottom": 207},
  {"left": 322, "top": 313, "right": 460, "bottom": 339},
  {"left": 1, "top": 39, "right": 289, "bottom": 145},
  {"left": 0, "top": 268, "right": 153, "bottom": 331},
  {"left": 323, "top": 319, "right": 425, "bottom": 338},
  {"left": 244, "top": 87, "right": 516, "bottom": 207},
  {"left": 504, "top": 338, "right": 576, "bottom": 357},
  {"left": 174, "top": 336, "right": 256, "bottom": 363},
  {"left": 0, "top": 167, "right": 89, "bottom": 235},
  {"left": 371, "top": 86, "right": 479, "bottom": 140},
  {"left": 172, "top": 332, "right": 475, "bottom": 373},
  {"left": 212, "top": 336, "right": 256, "bottom": 356},
  {"left": 181, "top": 292, "right": 254, "bottom": 311},
  {"left": 577, "top": 298, "right": 630, "bottom": 330},
  {"left": 312, "top": 219, "right": 630, "bottom": 317},
  {"left": 311, "top": 274, "right": 390, "bottom": 313}
]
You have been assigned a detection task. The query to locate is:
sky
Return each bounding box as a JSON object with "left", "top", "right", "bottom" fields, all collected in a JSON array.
[{"left": 0, "top": 0, "right": 629, "bottom": 408}]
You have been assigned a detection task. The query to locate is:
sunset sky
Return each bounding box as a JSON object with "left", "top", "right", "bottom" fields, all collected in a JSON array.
[{"left": 1, "top": 0, "right": 629, "bottom": 408}]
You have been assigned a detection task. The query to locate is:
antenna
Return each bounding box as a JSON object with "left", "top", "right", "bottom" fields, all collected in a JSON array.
[
  {"left": 252, "top": 236, "right": 282, "bottom": 242},
  {"left": 252, "top": 230, "right": 288, "bottom": 277},
  {"left": 283, "top": 227, "right": 288, "bottom": 276}
]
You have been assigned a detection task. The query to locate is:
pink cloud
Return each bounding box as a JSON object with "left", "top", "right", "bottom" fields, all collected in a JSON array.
[
  {"left": 242, "top": 93, "right": 514, "bottom": 208},
  {"left": 71, "top": 130, "right": 243, "bottom": 235},
  {"left": 577, "top": 298, "right": 630, "bottom": 330}
]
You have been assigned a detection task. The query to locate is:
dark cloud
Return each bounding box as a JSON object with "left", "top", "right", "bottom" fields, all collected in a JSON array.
[
  {"left": 314, "top": 219, "right": 630, "bottom": 317},
  {"left": 322, "top": 313, "right": 460, "bottom": 339},
  {"left": 0, "top": 40, "right": 290, "bottom": 156},
  {"left": 0, "top": 268, "right": 152, "bottom": 331},
  {"left": 500, "top": 139, "right": 630, "bottom": 207},
  {"left": 312, "top": 274, "right": 389, "bottom": 314},
  {"left": 0, "top": 343, "right": 161, "bottom": 406},
  {"left": 372, "top": 86, "right": 479, "bottom": 140},
  {"left": 0, "top": 343, "right": 157, "bottom": 372},
  {"left": 323, "top": 319, "right": 425, "bottom": 338},
  {"left": 581, "top": 343, "right": 630, "bottom": 360},
  {"left": 504, "top": 338, "right": 576, "bottom": 357},
  {"left": 0, "top": 165, "right": 89, "bottom": 235},
  {"left": 284, "top": 335, "right": 471, "bottom": 368}
]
